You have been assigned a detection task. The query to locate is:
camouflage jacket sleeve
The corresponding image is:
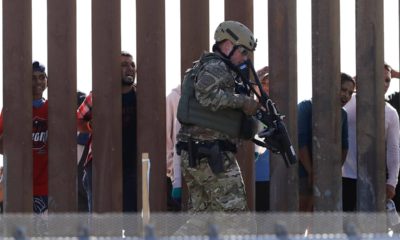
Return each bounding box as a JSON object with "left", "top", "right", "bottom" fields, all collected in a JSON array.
[{"left": 194, "top": 58, "right": 248, "bottom": 111}]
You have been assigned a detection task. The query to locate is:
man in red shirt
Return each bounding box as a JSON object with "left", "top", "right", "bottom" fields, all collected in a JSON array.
[{"left": 0, "top": 61, "right": 49, "bottom": 213}]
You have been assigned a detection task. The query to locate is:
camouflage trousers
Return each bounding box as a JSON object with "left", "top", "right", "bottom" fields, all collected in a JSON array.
[{"left": 181, "top": 149, "right": 248, "bottom": 212}]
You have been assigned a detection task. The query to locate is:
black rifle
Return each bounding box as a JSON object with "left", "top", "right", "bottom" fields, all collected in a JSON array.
[{"left": 238, "top": 60, "right": 297, "bottom": 167}]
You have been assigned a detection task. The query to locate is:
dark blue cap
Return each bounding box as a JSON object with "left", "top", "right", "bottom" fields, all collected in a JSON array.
[{"left": 32, "top": 61, "right": 46, "bottom": 73}]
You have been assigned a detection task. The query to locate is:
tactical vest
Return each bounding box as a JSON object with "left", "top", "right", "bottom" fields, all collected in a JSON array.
[{"left": 177, "top": 53, "right": 254, "bottom": 139}]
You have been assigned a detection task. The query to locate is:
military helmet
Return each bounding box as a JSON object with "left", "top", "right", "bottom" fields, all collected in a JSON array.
[{"left": 214, "top": 20, "right": 257, "bottom": 51}]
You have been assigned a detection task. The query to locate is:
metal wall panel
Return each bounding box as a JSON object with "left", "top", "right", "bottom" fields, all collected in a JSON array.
[
  {"left": 137, "top": 0, "right": 166, "bottom": 211},
  {"left": 311, "top": 0, "right": 341, "bottom": 211},
  {"left": 3, "top": 0, "right": 33, "bottom": 213},
  {"left": 181, "top": 0, "right": 209, "bottom": 77},
  {"left": 92, "top": 0, "right": 123, "bottom": 212},
  {"left": 48, "top": 0, "right": 77, "bottom": 212},
  {"left": 356, "top": 0, "right": 385, "bottom": 212},
  {"left": 268, "top": 0, "right": 298, "bottom": 211}
]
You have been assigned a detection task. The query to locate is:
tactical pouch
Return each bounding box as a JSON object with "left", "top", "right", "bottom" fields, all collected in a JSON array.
[
  {"left": 188, "top": 140, "right": 198, "bottom": 168},
  {"left": 176, "top": 141, "right": 199, "bottom": 168},
  {"left": 198, "top": 143, "right": 224, "bottom": 174}
]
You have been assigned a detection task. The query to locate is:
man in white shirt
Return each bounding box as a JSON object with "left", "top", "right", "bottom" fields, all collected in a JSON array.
[{"left": 342, "top": 64, "right": 400, "bottom": 211}]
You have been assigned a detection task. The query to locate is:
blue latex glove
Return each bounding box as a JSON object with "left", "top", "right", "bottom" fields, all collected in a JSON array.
[{"left": 171, "top": 187, "right": 182, "bottom": 200}]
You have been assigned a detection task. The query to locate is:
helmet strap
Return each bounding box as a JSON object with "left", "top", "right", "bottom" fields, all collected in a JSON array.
[{"left": 227, "top": 45, "right": 239, "bottom": 59}]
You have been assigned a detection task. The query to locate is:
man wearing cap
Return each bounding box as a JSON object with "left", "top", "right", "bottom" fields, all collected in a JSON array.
[
  {"left": 176, "top": 21, "right": 259, "bottom": 212},
  {"left": 0, "top": 61, "right": 49, "bottom": 213}
]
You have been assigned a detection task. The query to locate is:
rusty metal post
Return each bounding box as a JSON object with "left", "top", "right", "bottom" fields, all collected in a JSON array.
[
  {"left": 268, "top": 0, "right": 298, "bottom": 211},
  {"left": 180, "top": 0, "right": 209, "bottom": 210},
  {"left": 3, "top": 0, "right": 33, "bottom": 213},
  {"left": 137, "top": 0, "right": 166, "bottom": 211},
  {"left": 311, "top": 0, "right": 341, "bottom": 211},
  {"left": 225, "top": 0, "right": 253, "bottom": 24},
  {"left": 48, "top": 0, "right": 77, "bottom": 212},
  {"left": 356, "top": 0, "right": 385, "bottom": 212},
  {"left": 181, "top": 0, "right": 209, "bottom": 77},
  {"left": 92, "top": 0, "right": 122, "bottom": 212},
  {"left": 225, "top": 0, "right": 255, "bottom": 211}
]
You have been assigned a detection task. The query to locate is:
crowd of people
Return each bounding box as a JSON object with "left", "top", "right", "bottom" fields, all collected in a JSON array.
[{"left": 0, "top": 20, "right": 398, "bottom": 214}]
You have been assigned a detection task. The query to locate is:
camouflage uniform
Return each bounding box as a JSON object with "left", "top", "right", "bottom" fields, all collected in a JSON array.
[{"left": 177, "top": 53, "right": 250, "bottom": 212}]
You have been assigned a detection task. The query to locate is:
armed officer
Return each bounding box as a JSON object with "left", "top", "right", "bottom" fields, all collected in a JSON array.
[{"left": 176, "top": 21, "right": 259, "bottom": 212}]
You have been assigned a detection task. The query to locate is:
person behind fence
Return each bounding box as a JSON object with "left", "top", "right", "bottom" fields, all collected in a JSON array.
[
  {"left": 342, "top": 64, "right": 400, "bottom": 211},
  {"left": 386, "top": 67, "right": 400, "bottom": 210},
  {"left": 77, "top": 51, "right": 138, "bottom": 212},
  {"left": 254, "top": 66, "right": 270, "bottom": 212},
  {"left": 176, "top": 20, "right": 259, "bottom": 212},
  {"left": 166, "top": 85, "right": 182, "bottom": 211},
  {"left": 76, "top": 91, "right": 89, "bottom": 212},
  {"left": 0, "top": 61, "right": 49, "bottom": 213},
  {"left": 298, "top": 73, "right": 355, "bottom": 212}
]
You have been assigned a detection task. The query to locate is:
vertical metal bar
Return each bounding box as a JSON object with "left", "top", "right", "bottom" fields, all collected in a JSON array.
[
  {"left": 225, "top": 0, "right": 253, "bottom": 23},
  {"left": 3, "top": 0, "right": 33, "bottom": 213},
  {"left": 48, "top": 0, "right": 77, "bottom": 212},
  {"left": 356, "top": 0, "right": 385, "bottom": 212},
  {"left": 180, "top": 0, "right": 209, "bottom": 210},
  {"left": 268, "top": 0, "right": 298, "bottom": 211},
  {"left": 311, "top": 0, "right": 341, "bottom": 211},
  {"left": 92, "top": 0, "right": 122, "bottom": 212},
  {"left": 137, "top": 0, "right": 166, "bottom": 211},
  {"left": 181, "top": 0, "right": 209, "bottom": 77},
  {"left": 224, "top": 0, "right": 255, "bottom": 211}
]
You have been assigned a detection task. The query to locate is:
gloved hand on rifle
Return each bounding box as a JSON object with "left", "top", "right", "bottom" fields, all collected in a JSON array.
[{"left": 242, "top": 96, "right": 260, "bottom": 115}]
